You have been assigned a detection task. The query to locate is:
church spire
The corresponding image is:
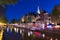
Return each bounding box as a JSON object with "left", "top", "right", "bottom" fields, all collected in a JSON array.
[{"left": 37, "top": 6, "right": 40, "bottom": 14}]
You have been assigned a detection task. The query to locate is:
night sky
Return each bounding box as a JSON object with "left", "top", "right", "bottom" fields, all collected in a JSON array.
[{"left": 6, "top": 0, "right": 60, "bottom": 22}]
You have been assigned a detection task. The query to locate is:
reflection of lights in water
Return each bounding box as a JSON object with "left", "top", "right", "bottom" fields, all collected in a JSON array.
[
  {"left": 55, "top": 38, "right": 58, "bottom": 40},
  {"left": 20, "top": 29, "right": 22, "bottom": 34},
  {"left": 10, "top": 28, "right": 12, "bottom": 32},
  {"left": 35, "top": 32, "right": 40, "bottom": 37},
  {"left": 30, "top": 31, "right": 33, "bottom": 35},
  {"left": 22, "top": 33, "right": 24, "bottom": 37},
  {"left": 16, "top": 28, "right": 18, "bottom": 33},
  {"left": 42, "top": 33, "right": 45, "bottom": 38},
  {"left": 47, "top": 36, "right": 49, "bottom": 39},
  {"left": 14, "top": 28, "right": 17, "bottom": 32},
  {"left": 50, "top": 38, "right": 52, "bottom": 40},
  {"left": 28, "top": 32, "right": 30, "bottom": 37},
  {"left": 0, "top": 30, "right": 3, "bottom": 40},
  {"left": 22, "top": 29, "right": 24, "bottom": 32},
  {"left": 7, "top": 28, "right": 9, "bottom": 32}
]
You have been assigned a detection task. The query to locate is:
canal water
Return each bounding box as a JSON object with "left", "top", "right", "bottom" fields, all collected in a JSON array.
[
  {"left": 2, "top": 28, "right": 22, "bottom": 40},
  {"left": 0, "top": 28, "right": 60, "bottom": 40}
]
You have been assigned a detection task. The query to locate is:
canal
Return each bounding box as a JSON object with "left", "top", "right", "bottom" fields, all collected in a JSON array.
[{"left": 0, "top": 27, "right": 60, "bottom": 40}]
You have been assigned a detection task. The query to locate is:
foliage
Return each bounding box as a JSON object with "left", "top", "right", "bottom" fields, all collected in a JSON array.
[
  {"left": 0, "top": 0, "right": 18, "bottom": 5},
  {"left": 11, "top": 19, "right": 17, "bottom": 24},
  {"left": 52, "top": 5, "right": 60, "bottom": 22},
  {"left": 0, "top": 17, "right": 8, "bottom": 23}
]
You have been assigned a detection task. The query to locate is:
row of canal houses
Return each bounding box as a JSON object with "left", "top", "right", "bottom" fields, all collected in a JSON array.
[{"left": 19, "top": 6, "right": 54, "bottom": 29}]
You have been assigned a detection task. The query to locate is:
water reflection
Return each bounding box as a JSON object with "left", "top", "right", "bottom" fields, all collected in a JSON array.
[
  {"left": 2, "top": 28, "right": 22, "bottom": 40},
  {"left": 42, "top": 33, "right": 45, "bottom": 38},
  {"left": 0, "top": 27, "right": 60, "bottom": 40},
  {"left": 14, "top": 28, "right": 17, "bottom": 32},
  {"left": 55, "top": 38, "right": 58, "bottom": 40},
  {"left": 50, "top": 38, "right": 52, "bottom": 40},
  {"left": 20, "top": 29, "right": 22, "bottom": 34}
]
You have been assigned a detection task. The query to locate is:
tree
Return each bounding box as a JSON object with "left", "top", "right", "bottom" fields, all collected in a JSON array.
[
  {"left": 0, "top": 0, "right": 18, "bottom": 24},
  {"left": 11, "top": 19, "right": 17, "bottom": 24},
  {"left": 0, "top": 17, "right": 8, "bottom": 23},
  {"left": 52, "top": 5, "right": 60, "bottom": 23},
  {"left": 0, "top": 0, "right": 18, "bottom": 17},
  {"left": 0, "top": 0, "right": 18, "bottom": 5}
]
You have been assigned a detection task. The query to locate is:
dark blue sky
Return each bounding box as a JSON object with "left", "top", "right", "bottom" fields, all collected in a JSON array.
[{"left": 6, "top": 0, "right": 60, "bottom": 22}]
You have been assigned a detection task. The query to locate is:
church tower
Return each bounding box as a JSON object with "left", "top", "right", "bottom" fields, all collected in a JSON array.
[{"left": 37, "top": 6, "right": 40, "bottom": 14}]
